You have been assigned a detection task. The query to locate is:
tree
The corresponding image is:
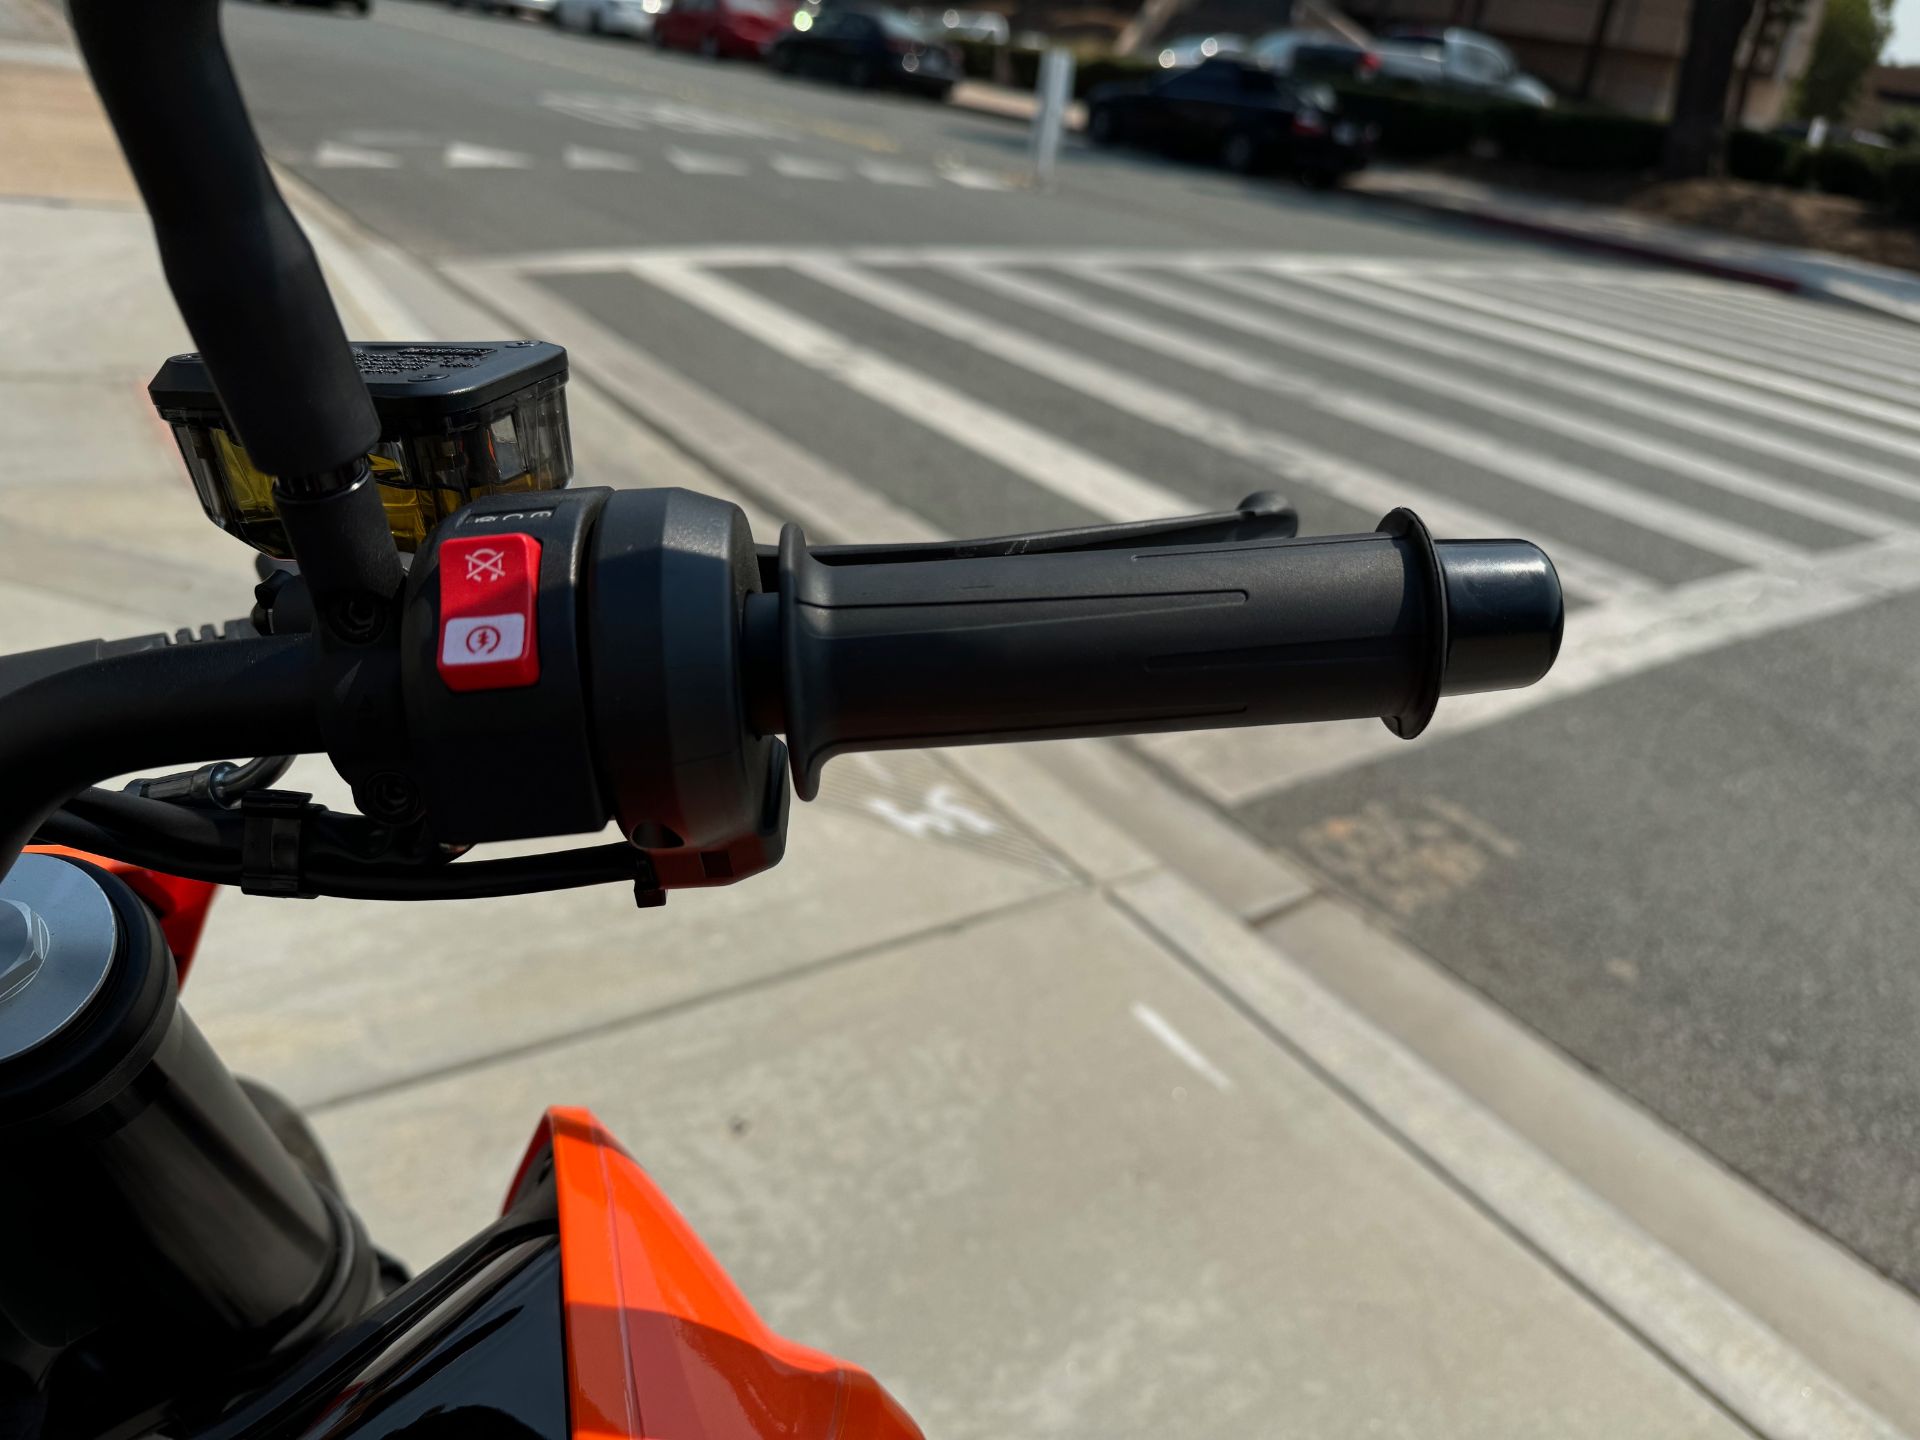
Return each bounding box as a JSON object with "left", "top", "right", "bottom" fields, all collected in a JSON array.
[
  {"left": 1733, "top": 0, "right": 1808, "bottom": 122},
  {"left": 1663, "top": 0, "right": 1761, "bottom": 178},
  {"left": 1793, "top": 0, "right": 1894, "bottom": 122}
]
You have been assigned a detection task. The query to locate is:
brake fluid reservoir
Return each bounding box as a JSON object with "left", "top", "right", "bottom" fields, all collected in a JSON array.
[{"left": 149, "top": 341, "right": 571, "bottom": 558}]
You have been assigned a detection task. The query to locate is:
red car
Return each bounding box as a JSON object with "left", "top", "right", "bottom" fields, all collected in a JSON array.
[{"left": 653, "top": 0, "right": 797, "bottom": 58}]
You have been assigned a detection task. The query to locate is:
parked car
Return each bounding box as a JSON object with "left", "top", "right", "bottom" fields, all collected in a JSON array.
[
  {"left": 1249, "top": 29, "right": 1380, "bottom": 82},
  {"left": 1374, "top": 26, "right": 1553, "bottom": 107},
  {"left": 770, "top": 5, "right": 962, "bottom": 96},
  {"left": 553, "top": 0, "right": 663, "bottom": 35},
  {"left": 652, "top": 0, "right": 798, "bottom": 56},
  {"left": 905, "top": 5, "right": 1007, "bottom": 43},
  {"left": 1086, "top": 57, "right": 1371, "bottom": 185},
  {"left": 1155, "top": 32, "right": 1244, "bottom": 69},
  {"left": 449, "top": 0, "right": 555, "bottom": 16}
]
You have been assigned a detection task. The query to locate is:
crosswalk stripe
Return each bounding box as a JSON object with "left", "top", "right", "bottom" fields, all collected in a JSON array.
[
  {"left": 794, "top": 259, "right": 1653, "bottom": 603},
  {"left": 1145, "top": 531, "right": 1920, "bottom": 806},
  {"left": 941, "top": 167, "right": 1015, "bottom": 190},
  {"left": 1659, "top": 278, "right": 1920, "bottom": 355},
  {"left": 1559, "top": 274, "right": 1920, "bottom": 374},
  {"left": 563, "top": 145, "right": 639, "bottom": 171},
  {"left": 629, "top": 259, "right": 1196, "bottom": 523},
  {"left": 857, "top": 161, "right": 935, "bottom": 186},
  {"left": 960, "top": 264, "right": 1811, "bottom": 565},
  {"left": 1487, "top": 277, "right": 1920, "bottom": 404},
  {"left": 771, "top": 154, "right": 847, "bottom": 180},
  {"left": 1210, "top": 270, "right": 1920, "bottom": 512},
  {"left": 1380, "top": 274, "right": 1920, "bottom": 445},
  {"left": 453, "top": 262, "right": 940, "bottom": 544},
  {"left": 1294, "top": 274, "right": 1920, "bottom": 469},
  {"left": 314, "top": 140, "right": 400, "bottom": 169},
  {"left": 666, "top": 148, "right": 751, "bottom": 176},
  {"left": 1076, "top": 266, "right": 1902, "bottom": 545},
  {"left": 443, "top": 142, "right": 531, "bottom": 169}
]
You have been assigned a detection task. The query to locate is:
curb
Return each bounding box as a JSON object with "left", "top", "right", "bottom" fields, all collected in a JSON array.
[
  {"left": 1352, "top": 182, "right": 1920, "bottom": 328},
  {"left": 1353, "top": 184, "right": 1805, "bottom": 295}
]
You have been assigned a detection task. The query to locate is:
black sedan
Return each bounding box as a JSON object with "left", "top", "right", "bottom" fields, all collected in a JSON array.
[
  {"left": 1086, "top": 58, "right": 1372, "bottom": 185},
  {"left": 768, "top": 5, "right": 962, "bottom": 98}
]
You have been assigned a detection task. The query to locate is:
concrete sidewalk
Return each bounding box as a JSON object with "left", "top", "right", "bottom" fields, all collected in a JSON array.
[
  {"left": 1352, "top": 167, "right": 1920, "bottom": 322},
  {"left": 8, "top": 36, "right": 1920, "bottom": 1440}
]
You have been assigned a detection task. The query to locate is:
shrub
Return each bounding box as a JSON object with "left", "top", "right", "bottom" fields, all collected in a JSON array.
[
  {"left": 1332, "top": 86, "right": 1481, "bottom": 159},
  {"left": 952, "top": 37, "right": 999, "bottom": 79},
  {"left": 1482, "top": 103, "right": 1543, "bottom": 160},
  {"left": 1072, "top": 55, "right": 1157, "bottom": 99},
  {"left": 1524, "top": 111, "right": 1666, "bottom": 171},
  {"left": 1812, "top": 142, "right": 1889, "bottom": 202},
  {"left": 950, "top": 40, "right": 1041, "bottom": 87},
  {"left": 1726, "top": 128, "right": 1798, "bottom": 183},
  {"left": 1783, "top": 141, "right": 1814, "bottom": 187},
  {"left": 1887, "top": 154, "right": 1920, "bottom": 218}
]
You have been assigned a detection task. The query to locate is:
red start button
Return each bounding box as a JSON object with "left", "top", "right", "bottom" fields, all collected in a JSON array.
[{"left": 437, "top": 533, "right": 541, "bottom": 692}]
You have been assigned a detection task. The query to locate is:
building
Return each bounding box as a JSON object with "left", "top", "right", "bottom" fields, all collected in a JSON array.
[
  {"left": 1337, "top": 0, "right": 1826, "bottom": 125},
  {"left": 1858, "top": 62, "right": 1920, "bottom": 131}
]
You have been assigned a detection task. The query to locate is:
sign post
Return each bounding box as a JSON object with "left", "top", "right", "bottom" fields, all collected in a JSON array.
[{"left": 1030, "top": 48, "right": 1076, "bottom": 186}]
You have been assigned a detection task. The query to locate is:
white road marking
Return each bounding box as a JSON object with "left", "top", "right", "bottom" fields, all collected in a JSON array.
[
  {"left": 562, "top": 145, "right": 639, "bottom": 171},
  {"left": 1075, "top": 266, "right": 1909, "bottom": 543},
  {"left": 1558, "top": 273, "right": 1920, "bottom": 374},
  {"left": 941, "top": 166, "right": 1015, "bottom": 190},
  {"left": 1197, "top": 269, "right": 1920, "bottom": 511},
  {"left": 865, "top": 784, "right": 999, "bottom": 839},
  {"left": 770, "top": 154, "right": 847, "bottom": 180},
  {"left": 1657, "top": 276, "right": 1920, "bottom": 356},
  {"left": 1117, "top": 869, "right": 1911, "bottom": 1440},
  {"left": 478, "top": 244, "right": 1629, "bottom": 276},
  {"left": 444, "top": 142, "right": 531, "bottom": 169},
  {"left": 665, "top": 148, "right": 752, "bottom": 176},
  {"left": 1296, "top": 272, "right": 1920, "bottom": 472},
  {"left": 341, "top": 128, "right": 434, "bottom": 146},
  {"left": 962, "top": 264, "right": 1812, "bottom": 565},
  {"left": 858, "top": 160, "right": 935, "bottom": 186},
  {"left": 1489, "top": 277, "right": 1920, "bottom": 403},
  {"left": 314, "top": 140, "right": 400, "bottom": 169},
  {"left": 631, "top": 258, "right": 1197, "bottom": 523},
  {"left": 540, "top": 90, "right": 775, "bottom": 137},
  {"left": 1380, "top": 274, "right": 1920, "bottom": 449},
  {"left": 1143, "top": 532, "right": 1920, "bottom": 805},
  {"left": 1129, "top": 1002, "right": 1234, "bottom": 1091},
  {"left": 1631, "top": 285, "right": 1920, "bottom": 375},
  {"left": 449, "top": 263, "right": 940, "bottom": 544},
  {"left": 799, "top": 259, "right": 1652, "bottom": 603}
]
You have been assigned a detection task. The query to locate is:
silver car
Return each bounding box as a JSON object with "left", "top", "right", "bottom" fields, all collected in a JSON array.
[{"left": 553, "top": 0, "right": 664, "bottom": 35}]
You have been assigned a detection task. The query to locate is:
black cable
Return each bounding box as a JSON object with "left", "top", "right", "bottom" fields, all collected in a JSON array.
[
  {"left": 0, "top": 633, "right": 319, "bottom": 881},
  {"left": 33, "top": 791, "right": 647, "bottom": 901}
]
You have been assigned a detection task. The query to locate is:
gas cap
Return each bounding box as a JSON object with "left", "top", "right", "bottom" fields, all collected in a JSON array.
[{"left": 0, "top": 854, "right": 118, "bottom": 1064}]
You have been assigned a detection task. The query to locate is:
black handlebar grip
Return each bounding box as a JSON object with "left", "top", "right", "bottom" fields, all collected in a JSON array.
[
  {"left": 71, "top": 0, "right": 379, "bottom": 477},
  {"left": 758, "top": 511, "right": 1561, "bottom": 799}
]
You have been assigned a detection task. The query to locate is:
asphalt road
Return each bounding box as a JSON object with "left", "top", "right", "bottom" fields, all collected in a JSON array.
[{"left": 226, "top": 0, "right": 1920, "bottom": 1293}]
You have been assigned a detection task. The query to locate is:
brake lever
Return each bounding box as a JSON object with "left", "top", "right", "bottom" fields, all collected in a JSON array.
[{"left": 752, "top": 492, "right": 1298, "bottom": 589}]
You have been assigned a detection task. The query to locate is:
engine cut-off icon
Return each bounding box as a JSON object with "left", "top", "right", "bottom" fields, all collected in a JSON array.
[{"left": 464, "top": 548, "right": 506, "bottom": 583}]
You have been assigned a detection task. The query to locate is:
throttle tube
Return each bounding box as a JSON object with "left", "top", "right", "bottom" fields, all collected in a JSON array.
[
  {"left": 759, "top": 510, "right": 1561, "bottom": 800},
  {"left": 69, "top": 0, "right": 379, "bottom": 478},
  {"left": 0, "top": 636, "right": 321, "bottom": 884}
]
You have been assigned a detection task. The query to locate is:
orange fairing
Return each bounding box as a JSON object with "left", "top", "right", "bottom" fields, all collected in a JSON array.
[
  {"left": 25, "top": 847, "right": 219, "bottom": 979},
  {"left": 514, "top": 1107, "right": 924, "bottom": 1440}
]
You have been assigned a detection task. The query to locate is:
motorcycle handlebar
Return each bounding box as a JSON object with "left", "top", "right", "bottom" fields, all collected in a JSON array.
[
  {"left": 0, "top": 494, "right": 1562, "bottom": 893},
  {"left": 69, "top": 0, "right": 378, "bottom": 479},
  {"left": 749, "top": 509, "right": 1562, "bottom": 801}
]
